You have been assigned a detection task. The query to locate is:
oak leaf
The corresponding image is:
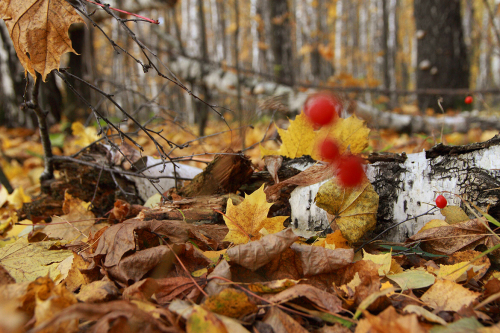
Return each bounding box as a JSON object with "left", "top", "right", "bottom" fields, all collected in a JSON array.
[
  {"left": 0, "top": 0, "right": 84, "bottom": 81},
  {"left": 222, "top": 185, "right": 288, "bottom": 244}
]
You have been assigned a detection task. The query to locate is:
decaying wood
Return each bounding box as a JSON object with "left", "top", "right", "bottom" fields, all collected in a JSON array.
[
  {"left": 179, "top": 150, "right": 253, "bottom": 197},
  {"left": 138, "top": 194, "right": 243, "bottom": 224}
]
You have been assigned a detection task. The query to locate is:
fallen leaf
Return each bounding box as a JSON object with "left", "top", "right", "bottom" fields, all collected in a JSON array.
[
  {"left": 316, "top": 179, "right": 379, "bottom": 242},
  {"left": 363, "top": 250, "right": 392, "bottom": 276},
  {"left": 71, "top": 122, "right": 99, "bottom": 147},
  {"left": 0, "top": 238, "right": 72, "bottom": 282},
  {"left": 169, "top": 299, "right": 250, "bottom": 333},
  {"left": 123, "top": 278, "right": 159, "bottom": 302},
  {"left": 439, "top": 250, "right": 490, "bottom": 284},
  {"left": 421, "top": 279, "right": 480, "bottom": 312},
  {"left": 31, "top": 300, "right": 175, "bottom": 333},
  {"left": 34, "top": 283, "right": 78, "bottom": 332},
  {"left": 361, "top": 306, "right": 426, "bottom": 333},
  {"left": 437, "top": 262, "right": 486, "bottom": 282},
  {"left": 155, "top": 276, "right": 205, "bottom": 304},
  {"left": 226, "top": 228, "right": 298, "bottom": 271},
  {"left": 260, "top": 112, "right": 316, "bottom": 159},
  {"left": 263, "top": 306, "right": 309, "bottom": 333},
  {"left": 93, "top": 219, "right": 191, "bottom": 267},
  {"left": 202, "top": 288, "right": 258, "bottom": 318},
  {"left": 223, "top": 185, "right": 288, "bottom": 245},
  {"left": 429, "top": 317, "right": 484, "bottom": 332},
  {"left": 247, "top": 279, "right": 301, "bottom": 293},
  {"left": 6, "top": 187, "right": 31, "bottom": 210},
  {"left": 0, "top": 0, "right": 84, "bottom": 81},
  {"left": 408, "top": 218, "right": 498, "bottom": 255},
  {"left": 76, "top": 280, "right": 119, "bottom": 303},
  {"left": 187, "top": 304, "right": 229, "bottom": 333},
  {"left": 441, "top": 206, "right": 470, "bottom": 224},
  {"left": 206, "top": 260, "right": 232, "bottom": 296},
  {"left": 291, "top": 243, "right": 353, "bottom": 275},
  {"left": 386, "top": 269, "right": 435, "bottom": 291},
  {"left": 418, "top": 219, "right": 449, "bottom": 233},
  {"left": 267, "top": 284, "right": 343, "bottom": 313}
]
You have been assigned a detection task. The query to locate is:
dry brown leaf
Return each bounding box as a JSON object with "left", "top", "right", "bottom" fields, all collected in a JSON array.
[
  {"left": 155, "top": 276, "right": 205, "bottom": 304},
  {"left": 123, "top": 278, "right": 160, "bottom": 302},
  {"left": 267, "top": 284, "right": 343, "bottom": 313},
  {"left": 93, "top": 219, "right": 191, "bottom": 267},
  {"left": 421, "top": 279, "right": 480, "bottom": 312},
  {"left": 290, "top": 243, "right": 353, "bottom": 276},
  {"left": 226, "top": 228, "right": 298, "bottom": 271},
  {"left": 361, "top": 306, "right": 426, "bottom": 333},
  {"left": 0, "top": 0, "right": 84, "bottom": 81},
  {"left": 206, "top": 260, "right": 232, "bottom": 296},
  {"left": 107, "top": 245, "right": 175, "bottom": 286},
  {"left": 76, "top": 280, "right": 119, "bottom": 303},
  {"left": 263, "top": 306, "right": 309, "bottom": 333},
  {"left": 30, "top": 300, "right": 176, "bottom": 333},
  {"left": 264, "top": 164, "right": 335, "bottom": 201},
  {"left": 34, "top": 283, "right": 78, "bottom": 332},
  {"left": 187, "top": 304, "right": 229, "bottom": 333},
  {"left": 407, "top": 217, "right": 498, "bottom": 255}
]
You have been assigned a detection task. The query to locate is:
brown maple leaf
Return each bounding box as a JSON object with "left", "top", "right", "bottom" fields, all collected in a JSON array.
[{"left": 0, "top": 0, "right": 84, "bottom": 81}]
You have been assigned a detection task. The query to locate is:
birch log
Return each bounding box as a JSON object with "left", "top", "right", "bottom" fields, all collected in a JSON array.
[{"left": 289, "top": 135, "right": 500, "bottom": 242}]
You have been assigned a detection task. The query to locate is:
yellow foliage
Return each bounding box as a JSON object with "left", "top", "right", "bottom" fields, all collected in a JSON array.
[{"left": 222, "top": 185, "right": 288, "bottom": 245}]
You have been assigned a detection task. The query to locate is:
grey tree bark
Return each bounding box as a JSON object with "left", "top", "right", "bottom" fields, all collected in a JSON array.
[
  {"left": 414, "top": 0, "right": 469, "bottom": 111},
  {"left": 269, "top": 0, "right": 294, "bottom": 86}
]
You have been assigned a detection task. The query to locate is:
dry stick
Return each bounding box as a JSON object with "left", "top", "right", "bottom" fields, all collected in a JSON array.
[
  {"left": 354, "top": 207, "right": 438, "bottom": 253},
  {"left": 22, "top": 73, "right": 54, "bottom": 181}
]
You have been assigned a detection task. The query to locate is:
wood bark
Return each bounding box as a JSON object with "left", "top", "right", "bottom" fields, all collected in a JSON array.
[
  {"left": 288, "top": 136, "right": 500, "bottom": 243},
  {"left": 414, "top": 0, "right": 469, "bottom": 110}
]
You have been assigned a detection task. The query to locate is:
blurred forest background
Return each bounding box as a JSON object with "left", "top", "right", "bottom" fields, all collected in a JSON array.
[{"left": 1, "top": 0, "right": 500, "bottom": 138}]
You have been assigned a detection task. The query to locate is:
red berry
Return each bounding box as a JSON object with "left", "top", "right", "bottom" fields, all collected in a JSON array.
[
  {"left": 337, "top": 155, "right": 365, "bottom": 187},
  {"left": 435, "top": 195, "right": 447, "bottom": 209},
  {"left": 465, "top": 96, "right": 473, "bottom": 104},
  {"left": 319, "top": 138, "right": 340, "bottom": 162},
  {"left": 304, "top": 94, "right": 340, "bottom": 127}
]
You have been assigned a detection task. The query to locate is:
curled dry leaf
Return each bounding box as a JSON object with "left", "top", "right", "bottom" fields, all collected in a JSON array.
[
  {"left": 203, "top": 288, "right": 258, "bottom": 319},
  {"left": 267, "top": 284, "right": 343, "bottom": 314},
  {"left": 76, "top": 280, "right": 119, "bottom": 303},
  {"left": 263, "top": 306, "right": 309, "bottom": 333},
  {"left": 107, "top": 245, "right": 175, "bottom": 286},
  {"left": 315, "top": 179, "right": 379, "bottom": 243},
  {"left": 290, "top": 243, "right": 353, "bottom": 276},
  {"left": 155, "top": 276, "right": 205, "bottom": 304},
  {"left": 206, "top": 260, "right": 232, "bottom": 296},
  {"left": 226, "top": 228, "right": 298, "bottom": 271},
  {"left": 93, "top": 219, "right": 191, "bottom": 267},
  {"left": 0, "top": 0, "right": 84, "bottom": 81},
  {"left": 407, "top": 217, "right": 499, "bottom": 255},
  {"left": 264, "top": 163, "right": 335, "bottom": 201}
]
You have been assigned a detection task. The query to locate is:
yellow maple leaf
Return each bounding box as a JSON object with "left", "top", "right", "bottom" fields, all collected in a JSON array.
[
  {"left": 0, "top": 0, "right": 84, "bottom": 81},
  {"left": 223, "top": 185, "right": 288, "bottom": 244},
  {"left": 260, "top": 112, "right": 316, "bottom": 159},
  {"left": 72, "top": 122, "right": 99, "bottom": 147},
  {"left": 312, "top": 115, "right": 370, "bottom": 160}
]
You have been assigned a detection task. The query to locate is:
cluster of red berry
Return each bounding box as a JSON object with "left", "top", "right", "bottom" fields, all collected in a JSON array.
[{"left": 304, "top": 93, "right": 365, "bottom": 187}]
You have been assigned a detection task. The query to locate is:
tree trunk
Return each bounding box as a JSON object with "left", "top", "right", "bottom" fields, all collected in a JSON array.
[
  {"left": 414, "top": 0, "right": 469, "bottom": 111},
  {"left": 195, "top": 0, "right": 210, "bottom": 137},
  {"left": 290, "top": 136, "right": 500, "bottom": 243},
  {"left": 269, "top": 0, "right": 294, "bottom": 86}
]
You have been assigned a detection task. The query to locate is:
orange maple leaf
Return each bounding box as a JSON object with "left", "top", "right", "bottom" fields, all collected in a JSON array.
[{"left": 0, "top": 0, "right": 84, "bottom": 81}]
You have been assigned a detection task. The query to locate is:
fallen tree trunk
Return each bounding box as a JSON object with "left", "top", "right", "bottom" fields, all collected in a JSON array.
[{"left": 289, "top": 135, "right": 500, "bottom": 242}]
